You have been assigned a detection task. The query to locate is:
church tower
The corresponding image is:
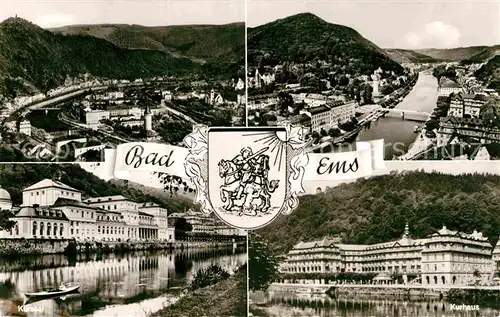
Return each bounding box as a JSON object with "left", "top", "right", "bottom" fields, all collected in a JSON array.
[{"left": 144, "top": 104, "right": 152, "bottom": 132}]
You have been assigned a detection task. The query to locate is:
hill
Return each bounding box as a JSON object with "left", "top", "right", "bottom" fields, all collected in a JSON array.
[
  {"left": 247, "top": 13, "right": 404, "bottom": 75},
  {"left": 0, "top": 148, "right": 193, "bottom": 214},
  {"left": 52, "top": 23, "right": 245, "bottom": 65},
  {"left": 475, "top": 55, "right": 500, "bottom": 91},
  {"left": 384, "top": 49, "right": 438, "bottom": 64},
  {"left": 0, "top": 17, "right": 240, "bottom": 98},
  {"left": 257, "top": 171, "right": 500, "bottom": 254},
  {"left": 415, "top": 45, "right": 500, "bottom": 62}
]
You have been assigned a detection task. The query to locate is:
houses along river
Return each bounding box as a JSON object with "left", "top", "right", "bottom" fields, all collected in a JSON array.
[
  {"left": 0, "top": 247, "right": 246, "bottom": 316},
  {"left": 327, "top": 73, "right": 439, "bottom": 159}
]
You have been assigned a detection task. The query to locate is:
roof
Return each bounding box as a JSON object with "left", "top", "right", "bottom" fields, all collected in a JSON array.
[
  {"left": 289, "top": 114, "right": 311, "bottom": 124},
  {"left": 15, "top": 206, "right": 69, "bottom": 220},
  {"left": 431, "top": 225, "right": 489, "bottom": 242},
  {"left": 293, "top": 237, "right": 342, "bottom": 250},
  {"left": 23, "top": 179, "right": 81, "bottom": 193},
  {"left": 328, "top": 100, "right": 346, "bottom": 108},
  {"left": 52, "top": 197, "right": 97, "bottom": 210},
  {"left": 439, "top": 78, "right": 461, "bottom": 89},
  {"left": 85, "top": 195, "right": 128, "bottom": 203},
  {"left": 308, "top": 105, "right": 331, "bottom": 115},
  {"left": 0, "top": 186, "right": 11, "bottom": 201}
]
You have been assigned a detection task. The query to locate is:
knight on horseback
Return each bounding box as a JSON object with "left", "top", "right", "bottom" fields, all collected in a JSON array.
[{"left": 232, "top": 147, "right": 257, "bottom": 200}]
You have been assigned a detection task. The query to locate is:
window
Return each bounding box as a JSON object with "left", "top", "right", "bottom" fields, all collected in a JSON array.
[
  {"left": 40, "top": 222, "right": 44, "bottom": 236},
  {"left": 47, "top": 223, "right": 51, "bottom": 236},
  {"left": 53, "top": 223, "right": 57, "bottom": 236},
  {"left": 60, "top": 224, "right": 63, "bottom": 236},
  {"left": 32, "top": 221, "right": 37, "bottom": 236}
]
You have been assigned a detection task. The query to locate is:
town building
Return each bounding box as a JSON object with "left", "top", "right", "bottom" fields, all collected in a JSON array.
[
  {"left": 168, "top": 210, "right": 247, "bottom": 237},
  {"left": 17, "top": 119, "right": 32, "bottom": 137},
  {"left": 0, "top": 179, "right": 174, "bottom": 242},
  {"left": 144, "top": 104, "right": 153, "bottom": 132},
  {"left": 436, "top": 116, "right": 500, "bottom": 147},
  {"left": 438, "top": 78, "right": 464, "bottom": 96},
  {"left": 280, "top": 224, "right": 495, "bottom": 286},
  {"left": 492, "top": 239, "right": 500, "bottom": 273},
  {"left": 421, "top": 226, "right": 494, "bottom": 286},
  {"left": 0, "top": 187, "right": 13, "bottom": 211},
  {"left": 299, "top": 100, "right": 356, "bottom": 132},
  {"left": 247, "top": 94, "right": 279, "bottom": 110},
  {"left": 448, "top": 93, "right": 490, "bottom": 118}
]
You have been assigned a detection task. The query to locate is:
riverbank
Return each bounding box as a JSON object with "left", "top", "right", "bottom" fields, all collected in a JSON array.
[
  {"left": 0, "top": 238, "right": 241, "bottom": 256},
  {"left": 152, "top": 265, "right": 247, "bottom": 317},
  {"left": 268, "top": 282, "right": 500, "bottom": 299}
]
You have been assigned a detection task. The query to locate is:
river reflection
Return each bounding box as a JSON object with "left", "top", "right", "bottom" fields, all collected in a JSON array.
[
  {"left": 261, "top": 291, "right": 500, "bottom": 317},
  {"left": 0, "top": 247, "right": 246, "bottom": 317}
]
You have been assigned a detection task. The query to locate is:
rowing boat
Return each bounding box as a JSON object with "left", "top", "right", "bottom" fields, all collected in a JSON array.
[{"left": 25, "top": 285, "right": 80, "bottom": 298}]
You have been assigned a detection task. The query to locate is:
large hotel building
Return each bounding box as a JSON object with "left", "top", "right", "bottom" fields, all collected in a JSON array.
[
  {"left": 0, "top": 179, "right": 245, "bottom": 242},
  {"left": 280, "top": 223, "right": 498, "bottom": 286}
]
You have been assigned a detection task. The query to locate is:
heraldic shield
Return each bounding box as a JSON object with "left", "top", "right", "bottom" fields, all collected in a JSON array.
[{"left": 183, "top": 124, "right": 310, "bottom": 230}]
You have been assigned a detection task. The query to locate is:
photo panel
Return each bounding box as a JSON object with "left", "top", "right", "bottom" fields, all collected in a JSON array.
[
  {"left": 0, "top": 0, "right": 248, "bottom": 317},
  {"left": 0, "top": 0, "right": 246, "bottom": 163},
  {"left": 247, "top": 1, "right": 500, "bottom": 317},
  {"left": 0, "top": 162, "right": 247, "bottom": 317},
  {"left": 246, "top": 0, "right": 500, "bottom": 161}
]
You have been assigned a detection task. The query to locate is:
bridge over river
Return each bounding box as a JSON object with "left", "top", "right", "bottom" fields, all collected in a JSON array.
[{"left": 383, "top": 108, "right": 431, "bottom": 122}]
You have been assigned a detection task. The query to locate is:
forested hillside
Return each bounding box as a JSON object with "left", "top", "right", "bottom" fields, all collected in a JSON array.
[{"left": 257, "top": 171, "right": 500, "bottom": 253}]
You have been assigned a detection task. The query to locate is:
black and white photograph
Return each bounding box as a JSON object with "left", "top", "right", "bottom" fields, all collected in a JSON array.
[
  {"left": 0, "top": 162, "right": 247, "bottom": 317},
  {"left": 248, "top": 161, "right": 500, "bottom": 317},
  {"left": 0, "top": 0, "right": 245, "bottom": 162},
  {"left": 247, "top": 1, "right": 500, "bottom": 161}
]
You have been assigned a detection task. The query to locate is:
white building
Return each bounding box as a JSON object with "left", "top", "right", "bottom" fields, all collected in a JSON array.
[
  {"left": 448, "top": 93, "right": 490, "bottom": 118},
  {"left": 0, "top": 180, "right": 173, "bottom": 242},
  {"left": 168, "top": 209, "right": 246, "bottom": 237},
  {"left": 17, "top": 119, "right": 31, "bottom": 137},
  {"left": 300, "top": 100, "right": 357, "bottom": 132},
  {"left": 439, "top": 79, "right": 464, "bottom": 97},
  {"left": 281, "top": 224, "right": 495, "bottom": 286}
]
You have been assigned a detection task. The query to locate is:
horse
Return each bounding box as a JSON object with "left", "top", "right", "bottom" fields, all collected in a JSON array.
[{"left": 218, "top": 159, "right": 242, "bottom": 211}]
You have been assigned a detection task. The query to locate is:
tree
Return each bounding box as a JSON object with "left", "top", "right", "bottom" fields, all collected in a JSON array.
[
  {"left": 0, "top": 210, "right": 16, "bottom": 231},
  {"left": 363, "top": 84, "right": 373, "bottom": 104},
  {"left": 320, "top": 128, "right": 328, "bottom": 137},
  {"left": 174, "top": 218, "right": 193, "bottom": 240},
  {"left": 473, "top": 269, "right": 481, "bottom": 286},
  {"left": 277, "top": 92, "right": 294, "bottom": 115},
  {"left": 328, "top": 128, "right": 341, "bottom": 138},
  {"left": 81, "top": 150, "right": 102, "bottom": 162},
  {"left": 249, "top": 232, "right": 281, "bottom": 292},
  {"left": 425, "top": 118, "right": 439, "bottom": 131}
]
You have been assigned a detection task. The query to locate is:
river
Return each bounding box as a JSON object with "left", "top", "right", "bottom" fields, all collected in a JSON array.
[
  {"left": 324, "top": 73, "right": 439, "bottom": 160},
  {"left": 0, "top": 247, "right": 246, "bottom": 317},
  {"left": 259, "top": 291, "right": 500, "bottom": 317}
]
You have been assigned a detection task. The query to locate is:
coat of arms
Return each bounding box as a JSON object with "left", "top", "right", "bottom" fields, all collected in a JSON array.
[{"left": 183, "top": 123, "right": 310, "bottom": 230}]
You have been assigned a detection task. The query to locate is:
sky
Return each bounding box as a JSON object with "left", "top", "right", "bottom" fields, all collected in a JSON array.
[
  {"left": 248, "top": 0, "right": 500, "bottom": 49},
  {"left": 303, "top": 160, "right": 500, "bottom": 194},
  {"left": 1, "top": 0, "right": 245, "bottom": 28}
]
